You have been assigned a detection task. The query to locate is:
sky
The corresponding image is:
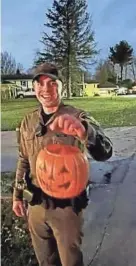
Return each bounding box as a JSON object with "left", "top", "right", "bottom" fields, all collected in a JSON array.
[{"left": 2, "top": 0, "right": 136, "bottom": 71}]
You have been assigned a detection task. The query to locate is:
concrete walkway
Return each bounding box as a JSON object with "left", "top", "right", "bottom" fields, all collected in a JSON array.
[{"left": 83, "top": 154, "right": 136, "bottom": 266}]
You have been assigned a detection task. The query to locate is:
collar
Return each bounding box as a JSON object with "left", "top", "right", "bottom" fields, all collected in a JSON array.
[{"left": 38, "top": 101, "right": 65, "bottom": 126}]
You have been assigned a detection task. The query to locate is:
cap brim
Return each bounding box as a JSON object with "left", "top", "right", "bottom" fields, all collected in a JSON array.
[{"left": 33, "top": 73, "right": 58, "bottom": 81}]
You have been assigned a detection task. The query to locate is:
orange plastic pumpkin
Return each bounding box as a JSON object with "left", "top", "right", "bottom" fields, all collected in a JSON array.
[{"left": 36, "top": 144, "right": 89, "bottom": 199}]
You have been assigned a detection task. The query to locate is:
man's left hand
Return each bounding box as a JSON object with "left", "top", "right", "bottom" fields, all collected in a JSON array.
[{"left": 49, "top": 114, "right": 87, "bottom": 140}]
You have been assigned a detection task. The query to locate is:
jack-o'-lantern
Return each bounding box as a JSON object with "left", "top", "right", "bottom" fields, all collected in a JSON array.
[{"left": 36, "top": 144, "right": 89, "bottom": 199}]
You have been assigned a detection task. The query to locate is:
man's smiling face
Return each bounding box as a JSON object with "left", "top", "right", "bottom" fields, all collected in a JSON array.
[{"left": 33, "top": 75, "right": 60, "bottom": 108}]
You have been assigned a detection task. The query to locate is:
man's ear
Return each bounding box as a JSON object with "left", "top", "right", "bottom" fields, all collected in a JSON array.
[
  {"left": 56, "top": 79, "right": 63, "bottom": 97},
  {"left": 32, "top": 80, "right": 36, "bottom": 90}
]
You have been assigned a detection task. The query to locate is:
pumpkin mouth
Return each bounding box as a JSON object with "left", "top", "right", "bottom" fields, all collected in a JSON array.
[
  {"left": 58, "top": 181, "right": 70, "bottom": 189},
  {"left": 44, "top": 181, "right": 71, "bottom": 191}
]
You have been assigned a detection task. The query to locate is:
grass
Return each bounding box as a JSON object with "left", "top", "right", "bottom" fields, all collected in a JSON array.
[
  {"left": 1, "top": 199, "right": 37, "bottom": 265},
  {"left": 1, "top": 97, "right": 136, "bottom": 131},
  {"left": 1, "top": 172, "right": 15, "bottom": 196}
]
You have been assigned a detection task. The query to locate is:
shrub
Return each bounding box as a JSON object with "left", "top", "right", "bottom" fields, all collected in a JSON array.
[{"left": 1, "top": 199, "right": 38, "bottom": 266}]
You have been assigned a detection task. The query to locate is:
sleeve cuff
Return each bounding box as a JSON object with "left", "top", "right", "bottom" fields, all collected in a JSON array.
[
  {"left": 82, "top": 120, "right": 97, "bottom": 145},
  {"left": 13, "top": 188, "right": 23, "bottom": 201}
]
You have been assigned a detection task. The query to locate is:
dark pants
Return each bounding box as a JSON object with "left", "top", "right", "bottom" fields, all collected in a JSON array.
[{"left": 28, "top": 204, "right": 84, "bottom": 266}]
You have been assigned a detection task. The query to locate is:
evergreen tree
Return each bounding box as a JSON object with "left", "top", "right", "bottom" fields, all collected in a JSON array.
[
  {"left": 109, "top": 40, "right": 133, "bottom": 81},
  {"left": 35, "top": 0, "right": 97, "bottom": 98}
]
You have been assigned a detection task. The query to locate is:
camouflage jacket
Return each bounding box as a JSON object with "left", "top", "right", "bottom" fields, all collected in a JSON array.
[{"left": 13, "top": 102, "right": 113, "bottom": 201}]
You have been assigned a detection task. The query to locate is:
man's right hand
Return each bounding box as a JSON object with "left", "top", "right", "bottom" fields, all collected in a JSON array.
[{"left": 12, "top": 200, "right": 26, "bottom": 217}]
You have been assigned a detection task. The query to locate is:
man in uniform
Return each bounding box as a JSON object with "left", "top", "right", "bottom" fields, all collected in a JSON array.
[{"left": 12, "top": 63, "right": 113, "bottom": 266}]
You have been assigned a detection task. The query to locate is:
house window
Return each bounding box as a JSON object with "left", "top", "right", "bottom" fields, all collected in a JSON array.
[{"left": 20, "top": 81, "right": 28, "bottom": 87}]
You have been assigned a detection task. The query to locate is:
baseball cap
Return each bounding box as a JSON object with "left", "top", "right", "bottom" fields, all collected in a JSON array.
[{"left": 32, "top": 63, "right": 60, "bottom": 81}]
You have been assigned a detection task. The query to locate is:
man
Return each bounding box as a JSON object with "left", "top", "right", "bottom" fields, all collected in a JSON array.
[{"left": 12, "top": 63, "right": 113, "bottom": 266}]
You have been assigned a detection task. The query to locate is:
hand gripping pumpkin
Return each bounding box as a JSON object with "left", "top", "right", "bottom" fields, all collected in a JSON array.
[{"left": 36, "top": 144, "right": 89, "bottom": 199}]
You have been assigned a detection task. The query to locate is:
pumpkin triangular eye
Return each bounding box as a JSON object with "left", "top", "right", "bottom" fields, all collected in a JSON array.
[{"left": 59, "top": 166, "right": 69, "bottom": 174}]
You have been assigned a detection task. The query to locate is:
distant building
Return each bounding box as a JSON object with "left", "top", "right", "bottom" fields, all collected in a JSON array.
[
  {"left": 83, "top": 80, "right": 99, "bottom": 96},
  {"left": 83, "top": 81, "right": 117, "bottom": 96},
  {"left": 1, "top": 73, "right": 33, "bottom": 90},
  {"left": 1, "top": 72, "right": 34, "bottom": 98},
  {"left": 98, "top": 82, "right": 118, "bottom": 96}
]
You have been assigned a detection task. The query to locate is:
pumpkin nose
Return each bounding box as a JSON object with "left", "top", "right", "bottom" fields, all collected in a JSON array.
[{"left": 48, "top": 174, "right": 55, "bottom": 181}]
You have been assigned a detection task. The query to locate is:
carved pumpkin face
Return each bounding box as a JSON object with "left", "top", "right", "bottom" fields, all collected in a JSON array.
[{"left": 36, "top": 144, "right": 89, "bottom": 199}]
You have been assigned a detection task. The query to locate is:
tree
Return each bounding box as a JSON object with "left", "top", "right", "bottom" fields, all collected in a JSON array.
[
  {"left": 1, "top": 51, "right": 17, "bottom": 74},
  {"left": 16, "top": 63, "right": 24, "bottom": 73},
  {"left": 109, "top": 41, "right": 133, "bottom": 80},
  {"left": 1, "top": 51, "right": 24, "bottom": 75},
  {"left": 35, "top": 0, "right": 98, "bottom": 98},
  {"left": 95, "top": 60, "right": 108, "bottom": 84},
  {"left": 117, "top": 79, "right": 133, "bottom": 90},
  {"left": 131, "top": 56, "right": 136, "bottom": 80},
  {"left": 84, "top": 70, "right": 93, "bottom": 83},
  {"left": 95, "top": 59, "right": 116, "bottom": 84}
]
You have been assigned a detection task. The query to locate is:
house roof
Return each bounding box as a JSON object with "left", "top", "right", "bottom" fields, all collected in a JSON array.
[
  {"left": 1, "top": 80, "right": 14, "bottom": 84},
  {"left": 1, "top": 74, "right": 33, "bottom": 81},
  {"left": 98, "top": 82, "right": 117, "bottom": 88}
]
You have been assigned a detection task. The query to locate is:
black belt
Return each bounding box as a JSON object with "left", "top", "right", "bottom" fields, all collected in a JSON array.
[
  {"left": 41, "top": 191, "right": 88, "bottom": 214},
  {"left": 23, "top": 185, "right": 89, "bottom": 214}
]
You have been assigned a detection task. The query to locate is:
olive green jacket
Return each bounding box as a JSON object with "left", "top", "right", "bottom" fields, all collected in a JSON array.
[{"left": 13, "top": 102, "right": 113, "bottom": 201}]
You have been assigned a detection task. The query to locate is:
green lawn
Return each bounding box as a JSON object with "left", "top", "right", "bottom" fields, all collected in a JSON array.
[{"left": 1, "top": 97, "right": 136, "bottom": 131}]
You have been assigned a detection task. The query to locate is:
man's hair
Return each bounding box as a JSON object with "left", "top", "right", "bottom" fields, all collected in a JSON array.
[{"left": 33, "top": 63, "right": 59, "bottom": 77}]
